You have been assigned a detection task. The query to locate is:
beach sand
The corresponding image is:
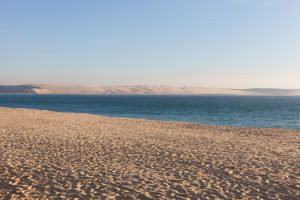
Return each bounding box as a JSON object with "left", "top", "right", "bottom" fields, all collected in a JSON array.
[{"left": 0, "top": 107, "right": 299, "bottom": 199}]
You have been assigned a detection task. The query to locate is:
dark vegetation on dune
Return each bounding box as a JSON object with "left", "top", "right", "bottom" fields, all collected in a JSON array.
[{"left": 0, "top": 85, "right": 39, "bottom": 94}]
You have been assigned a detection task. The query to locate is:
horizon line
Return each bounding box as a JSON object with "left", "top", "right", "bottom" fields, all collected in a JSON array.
[{"left": 0, "top": 83, "right": 299, "bottom": 90}]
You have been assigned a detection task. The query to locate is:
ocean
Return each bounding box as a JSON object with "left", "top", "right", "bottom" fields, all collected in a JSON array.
[{"left": 0, "top": 94, "right": 299, "bottom": 130}]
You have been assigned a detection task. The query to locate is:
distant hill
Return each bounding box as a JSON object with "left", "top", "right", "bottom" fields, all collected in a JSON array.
[
  {"left": 0, "top": 84, "right": 299, "bottom": 96},
  {"left": 242, "top": 88, "right": 300, "bottom": 96}
]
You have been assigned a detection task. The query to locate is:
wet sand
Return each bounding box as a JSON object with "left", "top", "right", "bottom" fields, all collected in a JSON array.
[{"left": 0, "top": 107, "right": 299, "bottom": 199}]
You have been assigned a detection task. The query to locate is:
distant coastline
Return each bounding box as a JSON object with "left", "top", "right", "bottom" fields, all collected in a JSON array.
[{"left": 1, "top": 84, "right": 300, "bottom": 96}]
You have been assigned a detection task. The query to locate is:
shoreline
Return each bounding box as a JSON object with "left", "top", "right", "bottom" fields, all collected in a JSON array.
[
  {"left": 0, "top": 106, "right": 298, "bottom": 132},
  {"left": 0, "top": 107, "right": 299, "bottom": 199}
]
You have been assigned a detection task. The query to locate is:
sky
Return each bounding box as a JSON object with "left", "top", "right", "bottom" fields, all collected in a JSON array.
[{"left": 0, "top": 0, "right": 299, "bottom": 88}]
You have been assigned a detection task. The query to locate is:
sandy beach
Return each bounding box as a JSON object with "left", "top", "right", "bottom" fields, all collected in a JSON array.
[{"left": 0, "top": 107, "right": 299, "bottom": 199}]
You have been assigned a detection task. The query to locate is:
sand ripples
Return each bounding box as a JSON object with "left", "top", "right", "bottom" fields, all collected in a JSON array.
[{"left": 0, "top": 108, "right": 299, "bottom": 199}]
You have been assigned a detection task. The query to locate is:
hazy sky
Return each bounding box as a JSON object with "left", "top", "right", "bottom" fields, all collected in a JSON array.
[{"left": 0, "top": 0, "right": 299, "bottom": 88}]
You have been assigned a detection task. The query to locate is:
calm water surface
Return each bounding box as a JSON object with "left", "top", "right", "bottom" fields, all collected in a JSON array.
[{"left": 0, "top": 95, "right": 299, "bottom": 130}]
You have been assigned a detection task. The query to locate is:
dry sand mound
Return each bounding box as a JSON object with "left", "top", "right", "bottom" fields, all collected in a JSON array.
[{"left": 0, "top": 107, "right": 299, "bottom": 199}]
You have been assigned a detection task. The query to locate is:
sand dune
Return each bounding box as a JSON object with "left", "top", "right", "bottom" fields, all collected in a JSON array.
[
  {"left": 0, "top": 84, "right": 300, "bottom": 95},
  {"left": 0, "top": 107, "right": 299, "bottom": 199}
]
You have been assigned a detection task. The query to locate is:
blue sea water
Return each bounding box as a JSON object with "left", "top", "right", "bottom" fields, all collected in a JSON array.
[{"left": 0, "top": 94, "right": 299, "bottom": 130}]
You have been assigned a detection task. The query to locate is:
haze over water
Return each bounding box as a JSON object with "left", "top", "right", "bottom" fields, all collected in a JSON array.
[{"left": 0, "top": 95, "right": 299, "bottom": 130}]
